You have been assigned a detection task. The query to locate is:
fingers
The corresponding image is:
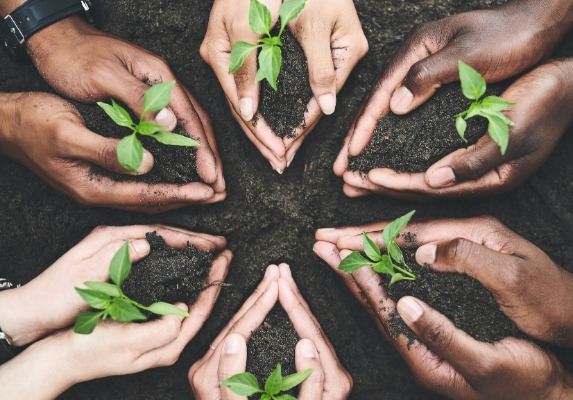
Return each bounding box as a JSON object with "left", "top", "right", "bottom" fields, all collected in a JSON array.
[
  {"left": 150, "top": 225, "right": 227, "bottom": 252},
  {"left": 218, "top": 334, "right": 248, "bottom": 400},
  {"left": 396, "top": 296, "right": 496, "bottom": 380},
  {"left": 295, "top": 339, "right": 324, "bottom": 400}
]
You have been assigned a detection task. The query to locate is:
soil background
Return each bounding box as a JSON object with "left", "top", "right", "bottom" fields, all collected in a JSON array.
[{"left": 2, "top": 0, "right": 573, "bottom": 399}]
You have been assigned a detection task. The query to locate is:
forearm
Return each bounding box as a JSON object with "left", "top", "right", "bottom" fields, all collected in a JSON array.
[
  {"left": 0, "top": 285, "right": 47, "bottom": 346},
  {"left": 506, "top": 0, "right": 573, "bottom": 39},
  {"left": 0, "top": 0, "right": 24, "bottom": 16}
]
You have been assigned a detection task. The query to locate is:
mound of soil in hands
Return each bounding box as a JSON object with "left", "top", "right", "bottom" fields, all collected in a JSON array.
[
  {"left": 348, "top": 81, "right": 510, "bottom": 173},
  {"left": 385, "top": 247, "right": 522, "bottom": 344},
  {"left": 75, "top": 102, "right": 201, "bottom": 184},
  {"left": 253, "top": 27, "right": 313, "bottom": 139},
  {"left": 246, "top": 306, "right": 299, "bottom": 398},
  {"left": 122, "top": 232, "right": 213, "bottom": 307}
]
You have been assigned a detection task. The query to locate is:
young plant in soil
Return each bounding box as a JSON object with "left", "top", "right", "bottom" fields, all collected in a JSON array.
[
  {"left": 455, "top": 60, "right": 515, "bottom": 155},
  {"left": 338, "top": 210, "right": 417, "bottom": 285},
  {"left": 229, "top": 0, "right": 306, "bottom": 90},
  {"left": 221, "top": 362, "right": 312, "bottom": 400},
  {"left": 73, "top": 241, "right": 189, "bottom": 334},
  {"left": 98, "top": 81, "right": 198, "bottom": 172}
]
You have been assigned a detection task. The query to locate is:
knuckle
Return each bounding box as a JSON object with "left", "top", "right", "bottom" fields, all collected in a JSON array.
[
  {"left": 405, "top": 61, "right": 431, "bottom": 90},
  {"left": 358, "top": 36, "right": 369, "bottom": 58},
  {"left": 311, "top": 64, "right": 336, "bottom": 86},
  {"left": 199, "top": 41, "right": 210, "bottom": 62},
  {"left": 444, "top": 238, "right": 472, "bottom": 264},
  {"left": 234, "top": 68, "right": 253, "bottom": 88},
  {"left": 461, "top": 149, "right": 491, "bottom": 179},
  {"left": 422, "top": 323, "right": 453, "bottom": 353},
  {"left": 97, "top": 143, "right": 118, "bottom": 169}
]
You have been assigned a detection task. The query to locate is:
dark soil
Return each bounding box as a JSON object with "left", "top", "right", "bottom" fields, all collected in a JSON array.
[
  {"left": 2, "top": 0, "right": 573, "bottom": 400},
  {"left": 349, "top": 81, "right": 509, "bottom": 173},
  {"left": 76, "top": 102, "right": 201, "bottom": 184},
  {"left": 385, "top": 248, "right": 522, "bottom": 344},
  {"left": 246, "top": 305, "right": 299, "bottom": 399},
  {"left": 121, "top": 232, "right": 213, "bottom": 308},
  {"left": 253, "top": 27, "right": 313, "bottom": 139}
]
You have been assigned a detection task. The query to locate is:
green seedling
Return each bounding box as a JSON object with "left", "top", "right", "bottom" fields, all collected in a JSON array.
[
  {"left": 97, "top": 81, "right": 199, "bottom": 173},
  {"left": 229, "top": 0, "right": 306, "bottom": 91},
  {"left": 338, "top": 210, "right": 416, "bottom": 285},
  {"left": 74, "top": 241, "right": 189, "bottom": 334},
  {"left": 221, "top": 363, "right": 312, "bottom": 400},
  {"left": 455, "top": 60, "right": 515, "bottom": 155}
]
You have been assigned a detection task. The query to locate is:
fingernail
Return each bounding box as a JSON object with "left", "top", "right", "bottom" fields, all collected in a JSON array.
[
  {"left": 428, "top": 167, "right": 456, "bottom": 188},
  {"left": 224, "top": 335, "right": 242, "bottom": 355},
  {"left": 239, "top": 98, "right": 254, "bottom": 121},
  {"left": 300, "top": 341, "right": 318, "bottom": 358},
  {"left": 269, "top": 161, "right": 283, "bottom": 174},
  {"left": 319, "top": 94, "right": 336, "bottom": 115},
  {"left": 138, "top": 150, "right": 154, "bottom": 174},
  {"left": 155, "top": 107, "right": 176, "bottom": 127},
  {"left": 287, "top": 153, "right": 296, "bottom": 168},
  {"left": 131, "top": 239, "right": 150, "bottom": 256},
  {"left": 416, "top": 244, "right": 436, "bottom": 265},
  {"left": 391, "top": 86, "right": 413, "bottom": 113},
  {"left": 397, "top": 297, "right": 424, "bottom": 323},
  {"left": 317, "top": 228, "right": 335, "bottom": 233}
]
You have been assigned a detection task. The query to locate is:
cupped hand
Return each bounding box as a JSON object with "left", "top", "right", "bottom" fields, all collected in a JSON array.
[
  {"left": 341, "top": 0, "right": 573, "bottom": 159},
  {"left": 316, "top": 216, "right": 573, "bottom": 347},
  {"left": 336, "top": 59, "right": 573, "bottom": 199},
  {"left": 0, "top": 307, "right": 191, "bottom": 400},
  {"left": 314, "top": 229, "right": 573, "bottom": 399},
  {"left": 25, "top": 17, "right": 225, "bottom": 192},
  {"left": 0, "top": 92, "right": 225, "bottom": 212},
  {"left": 0, "top": 224, "right": 230, "bottom": 347},
  {"left": 201, "top": 0, "right": 368, "bottom": 172}
]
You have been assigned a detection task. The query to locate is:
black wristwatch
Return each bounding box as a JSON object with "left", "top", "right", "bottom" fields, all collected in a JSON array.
[
  {"left": 0, "top": 0, "right": 94, "bottom": 62},
  {"left": 0, "top": 278, "right": 21, "bottom": 365}
]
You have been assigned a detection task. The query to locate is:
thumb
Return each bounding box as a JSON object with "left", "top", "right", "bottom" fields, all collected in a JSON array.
[
  {"left": 70, "top": 125, "right": 154, "bottom": 175},
  {"left": 426, "top": 136, "right": 503, "bottom": 188},
  {"left": 297, "top": 28, "right": 337, "bottom": 115},
  {"left": 218, "top": 333, "right": 248, "bottom": 400},
  {"left": 295, "top": 339, "right": 324, "bottom": 400}
]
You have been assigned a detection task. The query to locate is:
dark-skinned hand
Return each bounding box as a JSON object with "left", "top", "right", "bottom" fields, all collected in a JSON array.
[{"left": 314, "top": 216, "right": 573, "bottom": 399}]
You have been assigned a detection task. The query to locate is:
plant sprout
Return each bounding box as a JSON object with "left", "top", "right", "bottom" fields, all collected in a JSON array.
[
  {"left": 229, "top": 0, "right": 306, "bottom": 91},
  {"left": 338, "top": 210, "right": 416, "bottom": 285},
  {"left": 74, "top": 241, "right": 189, "bottom": 334},
  {"left": 455, "top": 60, "right": 515, "bottom": 155},
  {"left": 221, "top": 363, "right": 312, "bottom": 400},
  {"left": 97, "top": 81, "right": 199, "bottom": 173}
]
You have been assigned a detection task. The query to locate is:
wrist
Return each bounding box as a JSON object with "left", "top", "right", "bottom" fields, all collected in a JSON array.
[
  {"left": 0, "top": 284, "right": 46, "bottom": 346},
  {"left": 519, "top": 0, "right": 573, "bottom": 41},
  {"left": 26, "top": 15, "right": 93, "bottom": 57},
  {"left": 0, "top": 0, "right": 24, "bottom": 16}
]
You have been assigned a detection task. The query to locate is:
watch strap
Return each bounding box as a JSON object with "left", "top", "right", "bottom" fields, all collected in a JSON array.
[{"left": 0, "top": 0, "right": 93, "bottom": 62}]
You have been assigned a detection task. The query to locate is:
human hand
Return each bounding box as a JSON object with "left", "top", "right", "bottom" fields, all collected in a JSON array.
[
  {"left": 0, "top": 308, "right": 194, "bottom": 400},
  {"left": 335, "top": 59, "right": 573, "bottom": 199},
  {"left": 23, "top": 17, "right": 225, "bottom": 192},
  {"left": 201, "top": 0, "right": 368, "bottom": 172},
  {"left": 0, "top": 92, "right": 224, "bottom": 212},
  {"left": 0, "top": 224, "right": 230, "bottom": 347},
  {"left": 316, "top": 216, "right": 573, "bottom": 347},
  {"left": 314, "top": 229, "right": 573, "bottom": 399},
  {"left": 189, "top": 264, "right": 280, "bottom": 399}
]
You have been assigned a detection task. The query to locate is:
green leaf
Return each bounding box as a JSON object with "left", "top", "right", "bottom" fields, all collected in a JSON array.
[
  {"left": 265, "top": 363, "right": 283, "bottom": 396},
  {"left": 84, "top": 281, "right": 121, "bottom": 297},
  {"left": 109, "top": 241, "right": 131, "bottom": 286},
  {"left": 338, "top": 251, "right": 373, "bottom": 273},
  {"left": 372, "top": 254, "right": 395, "bottom": 275},
  {"left": 389, "top": 272, "right": 408, "bottom": 286},
  {"left": 260, "top": 36, "right": 282, "bottom": 46},
  {"left": 387, "top": 241, "right": 405, "bottom": 265},
  {"left": 480, "top": 96, "right": 515, "bottom": 112},
  {"left": 261, "top": 394, "right": 272, "bottom": 400},
  {"left": 279, "top": 0, "right": 306, "bottom": 34},
  {"left": 458, "top": 60, "right": 486, "bottom": 100},
  {"left": 276, "top": 395, "right": 298, "bottom": 400},
  {"left": 229, "top": 41, "right": 259, "bottom": 74},
  {"left": 455, "top": 116, "right": 467, "bottom": 142},
  {"left": 108, "top": 298, "right": 147, "bottom": 322},
  {"left": 145, "top": 302, "right": 189, "bottom": 317},
  {"left": 281, "top": 368, "right": 313, "bottom": 391},
  {"left": 256, "top": 45, "right": 282, "bottom": 91},
  {"left": 486, "top": 113, "right": 510, "bottom": 156},
  {"left": 117, "top": 134, "right": 143, "bottom": 173},
  {"left": 74, "top": 311, "right": 103, "bottom": 334},
  {"left": 75, "top": 288, "right": 110, "bottom": 310},
  {"left": 362, "top": 232, "right": 382, "bottom": 262},
  {"left": 220, "top": 372, "right": 262, "bottom": 396},
  {"left": 249, "top": 0, "right": 273, "bottom": 36},
  {"left": 382, "top": 210, "right": 416, "bottom": 248},
  {"left": 97, "top": 100, "right": 134, "bottom": 128},
  {"left": 143, "top": 81, "right": 175, "bottom": 115},
  {"left": 137, "top": 121, "right": 167, "bottom": 136},
  {"left": 152, "top": 132, "right": 199, "bottom": 147}
]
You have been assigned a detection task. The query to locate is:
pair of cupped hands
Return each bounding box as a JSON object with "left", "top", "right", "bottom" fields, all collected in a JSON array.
[{"left": 0, "top": 225, "right": 350, "bottom": 399}]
